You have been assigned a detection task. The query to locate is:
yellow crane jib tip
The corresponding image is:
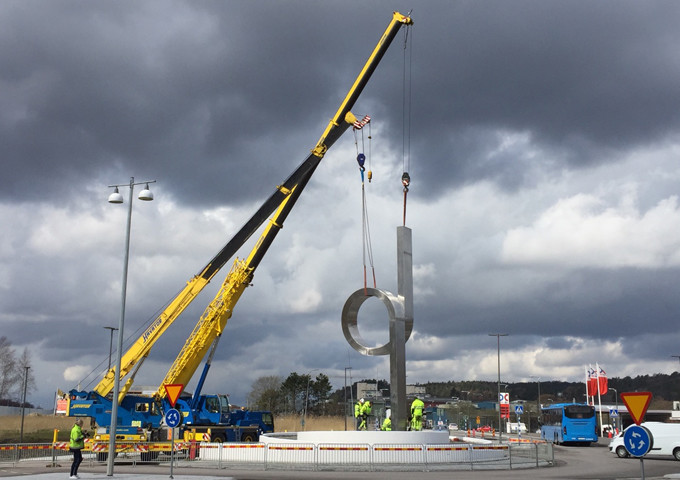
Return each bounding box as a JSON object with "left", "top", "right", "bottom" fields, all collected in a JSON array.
[
  {"left": 393, "top": 11, "right": 414, "bottom": 25},
  {"left": 345, "top": 112, "right": 358, "bottom": 125}
]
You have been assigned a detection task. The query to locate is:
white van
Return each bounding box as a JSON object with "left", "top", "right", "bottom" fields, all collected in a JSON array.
[
  {"left": 609, "top": 422, "right": 680, "bottom": 460},
  {"left": 506, "top": 422, "right": 527, "bottom": 434}
]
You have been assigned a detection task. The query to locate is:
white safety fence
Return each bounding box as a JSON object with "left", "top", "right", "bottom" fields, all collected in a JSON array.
[
  {"left": 0, "top": 441, "right": 553, "bottom": 472},
  {"left": 197, "top": 441, "right": 553, "bottom": 471}
]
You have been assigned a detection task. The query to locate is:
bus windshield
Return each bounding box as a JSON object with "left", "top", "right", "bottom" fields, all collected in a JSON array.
[{"left": 564, "top": 405, "right": 595, "bottom": 419}]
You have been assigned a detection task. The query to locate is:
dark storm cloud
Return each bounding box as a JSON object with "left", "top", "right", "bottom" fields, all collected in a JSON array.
[
  {"left": 407, "top": 1, "right": 680, "bottom": 195},
  {"left": 4, "top": 1, "right": 680, "bottom": 205},
  {"left": 412, "top": 266, "right": 680, "bottom": 341}
]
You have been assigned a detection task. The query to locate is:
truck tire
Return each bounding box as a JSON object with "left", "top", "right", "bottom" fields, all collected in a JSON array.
[
  {"left": 141, "top": 451, "right": 159, "bottom": 462},
  {"left": 241, "top": 432, "right": 256, "bottom": 442},
  {"left": 212, "top": 434, "right": 225, "bottom": 443},
  {"left": 97, "top": 451, "right": 118, "bottom": 462},
  {"left": 616, "top": 446, "right": 629, "bottom": 458}
]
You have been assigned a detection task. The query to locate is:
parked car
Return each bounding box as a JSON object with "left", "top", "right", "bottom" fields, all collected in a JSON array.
[
  {"left": 478, "top": 425, "right": 493, "bottom": 433},
  {"left": 448, "top": 423, "right": 459, "bottom": 431}
]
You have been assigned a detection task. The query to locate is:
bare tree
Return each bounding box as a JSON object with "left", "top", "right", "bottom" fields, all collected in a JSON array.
[
  {"left": 248, "top": 375, "right": 283, "bottom": 412},
  {"left": 0, "top": 336, "right": 19, "bottom": 401},
  {"left": 16, "top": 348, "right": 36, "bottom": 403}
]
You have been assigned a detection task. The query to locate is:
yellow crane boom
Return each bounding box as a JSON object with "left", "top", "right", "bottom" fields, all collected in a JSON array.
[{"left": 96, "top": 11, "right": 413, "bottom": 403}]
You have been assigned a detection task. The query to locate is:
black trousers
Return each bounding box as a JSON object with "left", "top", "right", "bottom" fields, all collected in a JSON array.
[{"left": 70, "top": 448, "right": 83, "bottom": 476}]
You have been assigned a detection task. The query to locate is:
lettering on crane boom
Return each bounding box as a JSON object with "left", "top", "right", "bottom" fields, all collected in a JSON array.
[{"left": 142, "top": 317, "right": 164, "bottom": 343}]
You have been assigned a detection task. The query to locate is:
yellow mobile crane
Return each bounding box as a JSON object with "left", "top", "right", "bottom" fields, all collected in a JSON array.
[{"left": 68, "top": 11, "right": 412, "bottom": 444}]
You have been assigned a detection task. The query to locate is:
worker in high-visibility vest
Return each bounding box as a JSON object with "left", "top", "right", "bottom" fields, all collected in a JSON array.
[
  {"left": 410, "top": 396, "right": 425, "bottom": 431},
  {"left": 381, "top": 409, "right": 392, "bottom": 431},
  {"left": 354, "top": 398, "right": 365, "bottom": 430},
  {"left": 357, "top": 400, "right": 371, "bottom": 430}
]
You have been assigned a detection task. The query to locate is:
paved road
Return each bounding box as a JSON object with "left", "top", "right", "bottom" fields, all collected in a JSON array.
[{"left": 2, "top": 438, "right": 680, "bottom": 479}]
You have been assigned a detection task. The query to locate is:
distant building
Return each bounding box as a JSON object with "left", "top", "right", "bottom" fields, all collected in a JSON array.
[
  {"left": 406, "top": 385, "right": 427, "bottom": 397},
  {"left": 356, "top": 382, "right": 382, "bottom": 401}
]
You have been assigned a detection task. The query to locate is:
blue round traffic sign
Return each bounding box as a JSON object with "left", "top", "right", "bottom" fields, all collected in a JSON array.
[
  {"left": 623, "top": 425, "right": 652, "bottom": 457},
  {"left": 165, "top": 408, "right": 182, "bottom": 428}
]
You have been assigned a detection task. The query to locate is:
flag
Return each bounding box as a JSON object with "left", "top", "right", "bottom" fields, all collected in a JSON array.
[
  {"left": 598, "top": 366, "right": 608, "bottom": 395},
  {"left": 587, "top": 366, "right": 597, "bottom": 397}
]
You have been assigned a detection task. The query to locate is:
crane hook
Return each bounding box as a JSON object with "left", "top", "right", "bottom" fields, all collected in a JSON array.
[{"left": 401, "top": 172, "right": 410, "bottom": 192}]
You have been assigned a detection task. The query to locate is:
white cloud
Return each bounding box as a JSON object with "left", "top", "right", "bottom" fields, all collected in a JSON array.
[
  {"left": 502, "top": 192, "right": 680, "bottom": 268},
  {"left": 63, "top": 365, "right": 92, "bottom": 383}
]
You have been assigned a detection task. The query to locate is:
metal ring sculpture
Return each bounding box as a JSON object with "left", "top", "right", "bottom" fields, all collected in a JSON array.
[{"left": 341, "top": 287, "right": 413, "bottom": 356}]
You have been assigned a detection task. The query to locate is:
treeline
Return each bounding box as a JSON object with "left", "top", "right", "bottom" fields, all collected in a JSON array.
[
  {"left": 247, "top": 372, "right": 337, "bottom": 416},
  {"left": 0, "top": 337, "right": 36, "bottom": 407},
  {"left": 416, "top": 372, "right": 680, "bottom": 407},
  {"left": 247, "top": 371, "right": 680, "bottom": 414}
]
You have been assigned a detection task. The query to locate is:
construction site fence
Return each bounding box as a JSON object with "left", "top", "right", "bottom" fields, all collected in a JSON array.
[{"left": 0, "top": 440, "right": 554, "bottom": 472}]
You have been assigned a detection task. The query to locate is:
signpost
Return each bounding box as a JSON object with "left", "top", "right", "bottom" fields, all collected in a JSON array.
[
  {"left": 620, "top": 391, "right": 653, "bottom": 480},
  {"left": 515, "top": 405, "right": 524, "bottom": 439},
  {"left": 164, "top": 384, "right": 184, "bottom": 479},
  {"left": 609, "top": 408, "right": 619, "bottom": 435}
]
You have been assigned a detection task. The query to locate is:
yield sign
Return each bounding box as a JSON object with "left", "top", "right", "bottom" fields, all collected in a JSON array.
[
  {"left": 164, "top": 384, "right": 184, "bottom": 408},
  {"left": 620, "top": 391, "right": 652, "bottom": 425}
]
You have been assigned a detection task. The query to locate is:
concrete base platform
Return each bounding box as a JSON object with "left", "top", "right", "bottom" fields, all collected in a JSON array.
[{"left": 261, "top": 429, "right": 450, "bottom": 445}]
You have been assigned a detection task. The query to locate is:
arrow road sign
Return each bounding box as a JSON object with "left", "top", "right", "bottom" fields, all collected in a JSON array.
[
  {"left": 623, "top": 425, "right": 652, "bottom": 457},
  {"left": 165, "top": 408, "right": 182, "bottom": 428}
]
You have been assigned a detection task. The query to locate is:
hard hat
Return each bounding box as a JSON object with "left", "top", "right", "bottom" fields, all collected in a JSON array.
[{"left": 360, "top": 398, "right": 364, "bottom": 403}]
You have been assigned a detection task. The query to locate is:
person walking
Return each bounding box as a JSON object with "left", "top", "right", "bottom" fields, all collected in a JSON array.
[
  {"left": 410, "top": 396, "right": 425, "bottom": 431},
  {"left": 69, "top": 418, "right": 86, "bottom": 479}
]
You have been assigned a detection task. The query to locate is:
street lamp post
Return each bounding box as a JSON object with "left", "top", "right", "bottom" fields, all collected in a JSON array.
[
  {"left": 106, "top": 177, "right": 155, "bottom": 476},
  {"left": 19, "top": 366, "right": 30, "bottom": 444},
  {"left": 489, "top": 333, "right": 508, "bottom": 441},
  {"left": 344, "top": 367, "right": 352, "bottom": 431},
  {"left": 103, "top": 326, "right": 118, "bottom": 370},
  {"left": 530, "top": 375, "right": 541, "bottom": 428}
]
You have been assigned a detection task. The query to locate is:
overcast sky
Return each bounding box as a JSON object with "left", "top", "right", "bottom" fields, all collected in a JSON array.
[{"left": 3, "top": 0, "right": 680, "bottom": 409}]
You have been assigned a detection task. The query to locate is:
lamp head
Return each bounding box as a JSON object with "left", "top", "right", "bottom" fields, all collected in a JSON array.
[
  {"left": 138, "top": 183, "right": 154, "bottom": 201},
  {"left": 108, "top": 187, "right": 124, "bottom": 204}
]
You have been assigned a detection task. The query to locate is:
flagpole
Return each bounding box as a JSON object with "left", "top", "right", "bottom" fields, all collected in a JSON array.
[
  {"left": 596, "top": 363, "right": 604, "bottom": 436},
  {"left": 584, "top": 365, "right": 589, "bottom": 403}
]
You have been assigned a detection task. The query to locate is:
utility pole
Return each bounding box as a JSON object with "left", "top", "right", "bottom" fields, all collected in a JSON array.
[
  {"left": 489, "top": 333, "right": 508, "bottom": 441},
  {"left": 20, "top": 366, "right": 30, "bottom": 444},
  {"left": 104, "top": 326, "right": 118, "bottom": 370}
]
